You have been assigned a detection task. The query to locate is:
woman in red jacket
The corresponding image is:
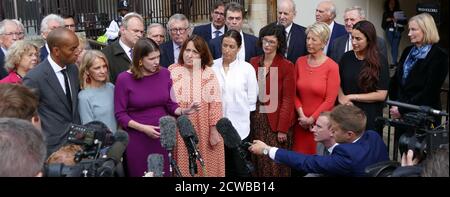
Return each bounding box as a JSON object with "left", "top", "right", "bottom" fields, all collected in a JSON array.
[{"left": 249, "top": 23, "right": 296, "bottom": 177}]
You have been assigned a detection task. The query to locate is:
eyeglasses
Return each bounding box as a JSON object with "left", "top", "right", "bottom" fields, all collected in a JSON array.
[
  {"left": 169, "top": 28, "right": 188, "bottom": 34},
  {"left": 262, "top": 38, "right": 277, "bottom": 46},
  {"left": 1, "top": 32, "right": 24, "bottom": 37}
]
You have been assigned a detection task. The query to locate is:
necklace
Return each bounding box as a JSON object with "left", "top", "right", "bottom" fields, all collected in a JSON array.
[{"left": 354, "top": 51, "right": 365, "bottom": 60}]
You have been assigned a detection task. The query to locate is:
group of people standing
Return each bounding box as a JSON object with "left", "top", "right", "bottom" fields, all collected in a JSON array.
[{"left": 0, "top": 0, "right": 447, "bottom": 177}]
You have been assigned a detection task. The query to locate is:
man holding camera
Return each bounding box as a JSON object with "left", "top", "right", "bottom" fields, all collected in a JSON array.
[{"left": 249, "top": 105, "right": 389, "bottom": 176}]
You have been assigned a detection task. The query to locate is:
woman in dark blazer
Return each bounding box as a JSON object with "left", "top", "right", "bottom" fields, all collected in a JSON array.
[
  {"left": 389, "top": 13, "right": 448, "bottom": 150},
  {"left": 249, "top": 23, "right": 296, "bottom": 177}
]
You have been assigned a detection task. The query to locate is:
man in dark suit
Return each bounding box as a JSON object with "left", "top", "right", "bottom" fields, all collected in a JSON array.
[
  {"left": 275, "top": 0, "right": 307, "bottom": 64},
  {"left": 0, "top": 19, "right": 25, "bottom": 79},
  {"left": 315, "top": 1, "right": 346, "bottom": 56},
  {"left": 102, "top": 12, "right": 144, "bottom": 83},
  {"left": 23, "top": 28, "right": 82, "bottom": 156},
  {"left": 209, "top": 2, "right": 261, "bottom": 62},
  {"left": 192, "top": 0, "right": 227, "bottom": 44},
  {"left": 329, "top": 6, "right": 388, "bottom": 63},
  {"left": 160, "top": 13, "right": 190, "bottom": 67},
  {"left": 250, "top": 105, "right": 389, "bottom": 176},
  {"left": 39, "top": 14, "right": 65, "bottom": 62}
]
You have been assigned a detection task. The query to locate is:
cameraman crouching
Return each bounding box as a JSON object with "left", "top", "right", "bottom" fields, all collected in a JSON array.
[{"left": 249, "top": 105, "right": 390, "bottom": 176}]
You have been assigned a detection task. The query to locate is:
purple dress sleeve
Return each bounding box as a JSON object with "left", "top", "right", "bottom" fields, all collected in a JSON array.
[{"left": 114, "top": 72, "right": 132, "bottom": 130}]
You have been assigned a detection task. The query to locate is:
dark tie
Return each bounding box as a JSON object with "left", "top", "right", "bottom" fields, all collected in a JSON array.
[
  {"left": 324, "top": 149, "right": 330, "bottom": 156},
  {"left": 129, "top": 48, "right": 133, "bottom": 60},
  {"left": 214, "top": 30, "right": 221, "bottom": 39},
  {"left": 61, "top": 69, "right": 72, "bottom": 111}
]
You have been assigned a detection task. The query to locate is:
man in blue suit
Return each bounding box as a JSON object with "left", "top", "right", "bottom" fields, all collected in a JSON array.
[
  {"left": 249, "top": 105, "right": 389, "bottom": 177},
  {"left": 274, "top": 0, "right": 307, "bottom": 64},
  {"left": 209, "top": 2, "right": 261, "bottom": 62},
  {"left": 160, "top": 13, "right": 190, "bottom": 67},
  {"left": 329, "top": 6, "right": 387, "bottom": 63},
  {"left": 38, "top": 14, "right": 65, "bottom": 62},
  {"left": 192, "top": 0, "right": 227, "bottom": 44},
  {"left": 315, "top": 1, "right": 346, "bottom": 56}
]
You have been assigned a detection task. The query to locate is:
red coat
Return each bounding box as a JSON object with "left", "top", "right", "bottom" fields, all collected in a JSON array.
[
  {"left": 0, "top": 72, "right": 22, "bottom": 84},
  {"left": 250, "top": 54, "right": 296, "bottom": 133}
]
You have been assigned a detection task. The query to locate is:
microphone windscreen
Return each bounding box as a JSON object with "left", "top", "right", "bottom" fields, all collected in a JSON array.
[
  {"left": 107, "top": 131, "right": 128, "bottom": 162},
  {"left": 159, "top": 116, "right": 177, "bottom": 151},
  {"left": 216, "top": 118, "right": 241, "bottom": 148},
  {"left": 177, "top": 115, "right": 198, "bottom": 144},
  {"left": 147, "top": 154, "right": 164, "bottom": 177},
  {"left": 114, "top": 130, "right": 129, "bottom": 146}
]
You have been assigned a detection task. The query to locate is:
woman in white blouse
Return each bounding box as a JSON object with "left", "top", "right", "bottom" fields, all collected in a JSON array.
[{"left": 212, "top": 29, "right": 258, "bottom": 177}]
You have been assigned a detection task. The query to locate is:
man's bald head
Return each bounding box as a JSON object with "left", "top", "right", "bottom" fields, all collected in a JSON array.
[
  {"left": 47, "top": 27, "right": 76, "bottom": 50},
  {"left": 47, "top": 27, "right": 80, "bottom": 66}
]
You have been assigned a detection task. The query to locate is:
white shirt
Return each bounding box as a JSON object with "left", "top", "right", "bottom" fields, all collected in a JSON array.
[
  {"left": 105, "top": 17, "right": 123, "bottom": 40},
  {"left": 345, "top": 34, "right": 353, "bottom": 52},
  {"left": 119, "top": 40, "right": 132, "bottom": 61},
  {"left": 1, "top": 47, "right": 7, "bottom": 55},
  {"left": 212, "top": 58, "right": 258, "bottom": 139},
  {"left": 323, "top": 21, "right": 335, "bottom": 53},
  {"left": 45, "top": 43, "right": 50, "bottom": 55},
  {"left": 237, "top": 31, "right": 246, "bottom": 62},
  {"left": 48, "top": 55, "right": 71, "bottom": 95},
  {"left": 211, "top": 24, "right": 225, "bottom": 39},
  {"left": 284, "top": 23, "right": 293, "bottom": 57},
  {"left": 172, "top": 42, "right": 182, "bottom": 64}
]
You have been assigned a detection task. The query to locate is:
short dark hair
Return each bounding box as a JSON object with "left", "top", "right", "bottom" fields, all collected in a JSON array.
[
  {"left": 178, "top": 35, "right": 214, "bottom": 70},
  {"left": 0, "top": 84, "right": 39, "bottom": 120},
  {"left": 225, "top": 2, "right": 244, "bottom": 18},
  {"left": 211, "top": 0, "right": 226, "bottom": 13},
  {"left": 0, "top": 118, "right": 46, "bottom": 176},
  {"left": 421, "top": 147, "right": 449, "bottom": 177},
  {"left": 222, "top": 29, "right": 242, "bottom": 48},
  {"left": 257, "top": 23, "right": 286, "bottom": 55},
  {"left": 131, "top": 37, "right": 160, "bottom": 79}
]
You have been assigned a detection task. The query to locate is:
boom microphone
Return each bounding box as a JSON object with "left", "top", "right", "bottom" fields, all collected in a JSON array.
[
  {"left": 147, "top": 154, "right": 164, "bottom": 177},
  {"left": 216, "top": 117, "right": 255, "bottom": 174},
  {"left": 216, "top": 117, "right": 252, "bottom": 149},
  {"left": 387, "top": 100, "right": 448, "bottom": 116},
  {"left": 177, "top": 115, "right": 205, "bottom": 176},
  {"left": 97, "top": 130, "right": 128, "bottom": 177}
]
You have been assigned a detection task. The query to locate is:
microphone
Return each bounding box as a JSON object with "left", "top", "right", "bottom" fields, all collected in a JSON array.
[
  {"left": 216, "top": 117, "right": 252, "bottom": 149},
  {"left": 146, "top": 154, "right": 164, "bottom": 177},
  {"left": 160, "top": 116, "right": 177, "bottom": 151},
  {"left": 216, "top": 117, "right": 255, "bottom": 174},
  {"left": 97, "top": 130, "right": 128, "bottom": 177},
  {"left": 387, "top": 100, "right": 448, "bottom": 116},
  {"left": 177, "top": 115, "right": 205, "bottom": 176},
  {"left": 159, "top": 116, "right": 182, "bottom": 177}
]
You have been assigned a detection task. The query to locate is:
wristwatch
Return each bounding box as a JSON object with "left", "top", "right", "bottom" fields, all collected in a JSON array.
[{"left": 263, "top": 147, "right": 270, "bottom": 156}]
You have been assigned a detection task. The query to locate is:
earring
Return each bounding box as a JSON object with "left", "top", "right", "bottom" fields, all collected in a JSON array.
[{"left": 139, "top": 60, "right": 143, "bottom": 67}]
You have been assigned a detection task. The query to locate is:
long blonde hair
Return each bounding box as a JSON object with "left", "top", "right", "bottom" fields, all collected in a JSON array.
[{"left": 78, "top": 50, "right": 110, "bottom": 89}]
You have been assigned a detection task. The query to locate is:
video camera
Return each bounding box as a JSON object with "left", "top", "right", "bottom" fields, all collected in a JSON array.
[
  {"left": 45, "top": 121, "right": 127, "bottom": 177},
  {"left": 67, "top": 122, "right": 115, "bottom": 161},
  {"left": 379, "top": 100, "right": 448, "bottom": 160},
  {"left": 367, "top": 100, "right": 448, "bottom": 177}
]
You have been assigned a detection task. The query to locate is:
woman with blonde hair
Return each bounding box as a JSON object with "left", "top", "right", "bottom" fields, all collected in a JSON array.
[
  {"left": 0, "top": 40, "right": 39, "bottom": 83},
  {"left": 292, "top": 22, "right": 340, "bottom": 168},
  {"left": 78, "top": 50, "right": 117, "bottom": 133},
  {"left": 389, "top": 13, "right": 448, "bottom": 156}
]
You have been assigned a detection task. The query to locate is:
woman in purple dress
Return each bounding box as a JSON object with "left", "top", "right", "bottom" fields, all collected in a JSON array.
[{"left": 114, "top": 38, "right": 199, "bottom": 177}]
